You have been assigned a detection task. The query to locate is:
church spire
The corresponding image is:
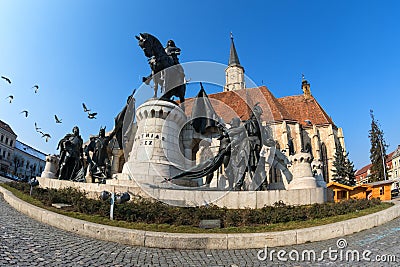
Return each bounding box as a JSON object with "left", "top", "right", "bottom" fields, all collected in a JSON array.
[
  {"left": 228, "top": 32, "right": 241, "bottom": 67},
  {"left": 225, "top": 32, "right": 245, "bottom": 92},
  {"left": 301, "top": 74, "right": 312, "bottom": 99}
]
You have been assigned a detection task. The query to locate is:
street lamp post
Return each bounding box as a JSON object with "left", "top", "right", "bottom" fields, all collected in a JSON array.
[
  {"left": 100, "top": 191, "right": 130, "bottom": 220},
  {"left": 28, "top": 178, "right": 39, "bottom": 196}
]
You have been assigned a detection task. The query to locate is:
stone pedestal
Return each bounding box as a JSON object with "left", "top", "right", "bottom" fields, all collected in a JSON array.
[
  {"left": 288, "top": 152, "right": 317, "bottom": 190},
  {"left": 121, "top": 99, "right": 187, "bottom": 186},
  {"left": 40, "top": 155, "right": 59, "bottom": 179}
]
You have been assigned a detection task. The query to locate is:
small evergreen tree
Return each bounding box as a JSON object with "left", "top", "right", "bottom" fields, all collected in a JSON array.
[
  {"left": 332, "top": 142, "right": 346, "bottom": 183},
  {"left": 344, "top": 157, "right": 356, "bottom": 186},
  {"left": 368, "top": 110, "right": 388, "bottom": 182},
  {"left": 331, "top": 142, "right": 356, "bottom": 186}
]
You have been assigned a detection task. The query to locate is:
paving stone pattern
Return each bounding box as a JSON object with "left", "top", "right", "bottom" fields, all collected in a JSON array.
[{"left": 1, "top": 192, "right": 400, "bottom": 266}]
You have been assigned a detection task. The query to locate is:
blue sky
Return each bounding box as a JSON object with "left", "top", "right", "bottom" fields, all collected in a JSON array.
[{"left": 0, "top": 0, "right": 399, "bottom": 169}]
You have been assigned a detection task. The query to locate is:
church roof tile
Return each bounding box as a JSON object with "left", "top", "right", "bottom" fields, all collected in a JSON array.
[
  {"left": 184, "top": 86, "right": 333, "bottom": 128},
  {"left": 278, "top": 95, "right": 335, "bottom": 127}
]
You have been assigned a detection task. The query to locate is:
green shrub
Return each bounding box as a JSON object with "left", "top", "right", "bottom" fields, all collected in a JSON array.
[{"left": 4, "top": 182, "right": 385, "bottom": 228}]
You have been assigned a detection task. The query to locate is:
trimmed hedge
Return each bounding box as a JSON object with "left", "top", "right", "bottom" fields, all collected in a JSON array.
[{"left": 7, "top": 182, "right": 383, "bottom": 228}]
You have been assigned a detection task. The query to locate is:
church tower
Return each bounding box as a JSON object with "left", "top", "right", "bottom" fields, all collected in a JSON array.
[
  {"left": 224, "top": 33, "right": 245, "bottom": 91},
  {"left": 301, "top": 74, "right": 312, "bottom": 99}
]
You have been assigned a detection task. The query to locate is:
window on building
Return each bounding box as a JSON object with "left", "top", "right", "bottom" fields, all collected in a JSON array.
[
  {"left": 305, "top": 143, "right": 312, "bottom": 155},
  {"left": 7, "top": 152, "right": 10, "bottom": 159},
  {"left": 288, "top": 139, "right": 294, "bottom": 155},
  {"left": 272, "top": 167, "right": 281, "bottom": 183},
  {"left": 0, "top": 135, "right": 3, "bottom": 142},
  {"left": 2, "top": 151, "right": 5, "bottom": 157},
  {"left": 5, "top": 137, "right": 8, "bottom": 145},
  {"left": 380, "top": 186, "right": 384, "bottom": 195},
  {"left": 9, "top": 140, "right": 13, "bottom": 146}
]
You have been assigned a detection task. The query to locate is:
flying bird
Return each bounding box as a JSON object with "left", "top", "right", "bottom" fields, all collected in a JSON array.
[
  {"left": 34, "top": 122, "right": 41, "bottom": 132},
  {"left": 54, "top": 115, "right": 62, "bottom": 123},
  {"left": 88, "top": 112, "right": 97, "bottom": 119},
  {"left": 41, "top": 133, "right": 51, "bottom": 142},
  {"left": 20, "top": 110, "right": 29, "bottom": 117},
  {"left": 1, "top": 76, "right": 11, "bottom": 84},
  {"left": 82, "top": 103, "right": 91, "bottom": 112},
  {"left": 32, "top": 85, "right": 39, "bottom": 93},
  {"left": 6, "top": 95, "right": 13, "bottom": 103}
]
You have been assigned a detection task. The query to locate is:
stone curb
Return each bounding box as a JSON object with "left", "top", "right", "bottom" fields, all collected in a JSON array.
[{"left": 1, "top": 186, "right": 400, "bottom": 250}]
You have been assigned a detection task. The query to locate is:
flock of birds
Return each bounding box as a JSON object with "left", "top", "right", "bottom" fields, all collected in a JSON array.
[
  {"left": 82, "top": 103, "right": 98, "bottom": 119},
  {"left": 1, "top": 75, "right": 98, "bottom": 143}
]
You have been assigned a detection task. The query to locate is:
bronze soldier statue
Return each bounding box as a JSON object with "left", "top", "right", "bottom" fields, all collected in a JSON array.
[
  {"left": 57, "top": 126, "right": 84, "bottom": 181},
  {"left": 234, "top": 104, "right": 263, "bottom": 190},
  {"left": 217, "top": 117, "right": 245, "bottom": 189},
  {"left": 85, "top": 126, "right": 116, "bottom": 183},
  {"left": 165, "top": 40, "right": 181, "bottom": 65}
]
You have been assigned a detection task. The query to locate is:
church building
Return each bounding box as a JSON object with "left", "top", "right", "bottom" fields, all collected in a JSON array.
[{"left": 183, "top": 35, "right": 346, "bottom": 185}]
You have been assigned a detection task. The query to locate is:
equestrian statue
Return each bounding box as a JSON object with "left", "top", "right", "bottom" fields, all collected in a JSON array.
[{"left": 135, "top": 33, "right": 186, "bottom": 104}]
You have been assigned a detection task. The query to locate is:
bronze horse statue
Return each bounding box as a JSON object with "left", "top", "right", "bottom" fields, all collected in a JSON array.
[{"left": 135, "top": 33, "right": 186, "bottom": 104}]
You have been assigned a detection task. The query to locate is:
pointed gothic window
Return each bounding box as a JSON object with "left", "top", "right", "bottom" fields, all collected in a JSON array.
[
  {"left": 321, "top": 143, "right": 329, "bottom": 182},
  {"left": 305, "top": 143, "right": 312, "bottom": 156}
]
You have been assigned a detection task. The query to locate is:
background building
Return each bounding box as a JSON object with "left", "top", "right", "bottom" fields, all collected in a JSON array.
[
  {"left": 356, "top": 147, "right": 400, "bottom": 190},
  {"left": 391, "top": 145, "right": 400, "bottom": 182},
  {"left": 0, "top": 120, "right": 17, "bottom": 176},
  {"left": 12, "top": 141, "right": 46, "bottom": 180},
  {"left": 0, "top": 119, "right": 46, "bottom": 180}
]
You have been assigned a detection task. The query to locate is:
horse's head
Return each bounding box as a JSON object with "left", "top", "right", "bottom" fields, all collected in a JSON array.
[{"left": 135, "top": 33, "right": 153, "bottom": 58}]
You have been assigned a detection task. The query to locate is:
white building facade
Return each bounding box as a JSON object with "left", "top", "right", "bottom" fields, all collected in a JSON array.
[
  {"left": 0, "top": 120, "right": 17, "bottom": 176},
  {"left": 11, "top": 141, "right": 46, "bottom": 180}
]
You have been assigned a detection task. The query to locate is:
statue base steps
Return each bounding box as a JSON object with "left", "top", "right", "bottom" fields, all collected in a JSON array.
[{"left": 36, "top": 177, "right": 332, "bottom": 208}]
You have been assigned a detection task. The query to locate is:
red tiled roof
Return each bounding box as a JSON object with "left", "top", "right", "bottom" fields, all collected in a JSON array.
[
  {"left": 355, "top": 151, "right": 394, "bottom": 176},
  {"left": 355, "top": 163, "right": 371, "bottom": 176},
  {"left": 183, "top": 90, "right": 252, "bottom": 123},
  {"left": 184, "top": 86, "right": 332, "bottom": 126},
  {"left": 277, "top": 95, "right": 335, "bottom": 127},
  {"left": 0, "top": 120, "right": 16, "bottom": 136}
]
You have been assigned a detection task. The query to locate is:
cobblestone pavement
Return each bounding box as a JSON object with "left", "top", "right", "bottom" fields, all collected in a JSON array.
[{"left": 1, "top": 192, "right": 400, "bottom": 267}]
